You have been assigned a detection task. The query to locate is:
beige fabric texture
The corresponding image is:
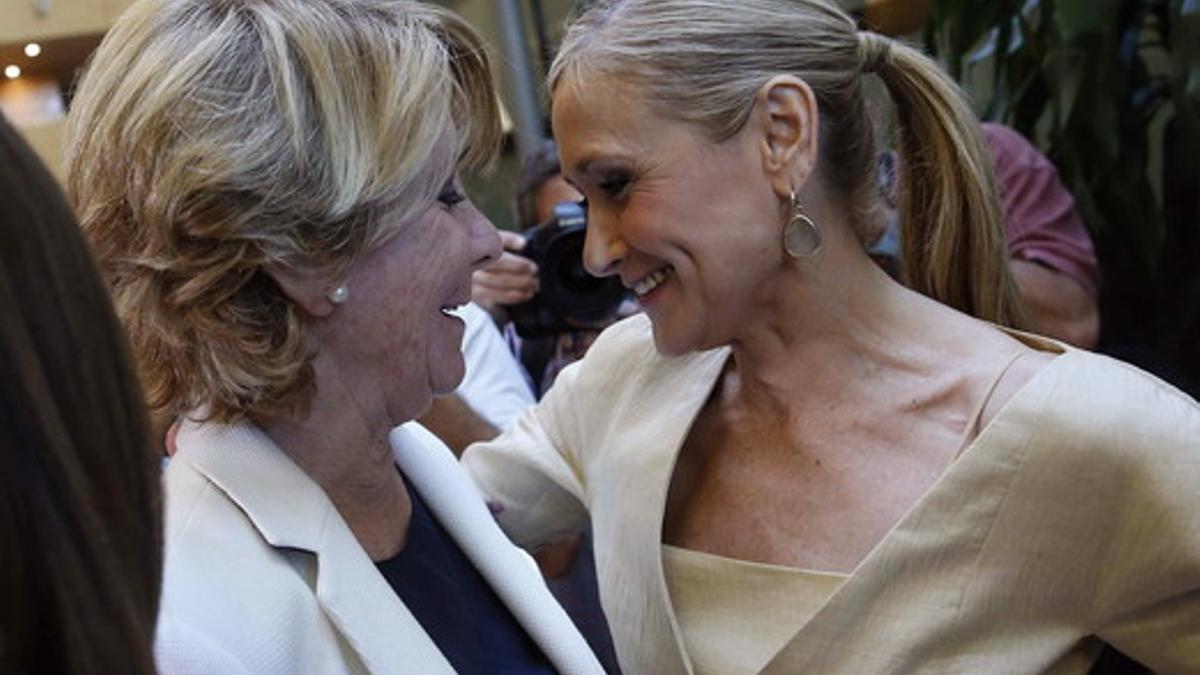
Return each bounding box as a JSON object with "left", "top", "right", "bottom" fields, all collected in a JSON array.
[
  {"left": 157, "top": 420, "right": 602, "bottom": 675},
  {"left": 662, "top": 544, "right": 847, "bottom": 674},
  {"left": 462, "top": 313, "right": 1200, "bottom": 674}
]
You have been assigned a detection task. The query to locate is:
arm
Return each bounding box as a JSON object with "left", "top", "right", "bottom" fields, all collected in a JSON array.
[
  {"left": 981, "top": 123, "right": 1102, "bottom": 348},
  {"left": 417, "top": 394, "right": 499, "bottom": 457},
  {"left": 461, "top": 361, "right": 592, "bottom": 551},
  {"left": 1090, "top": 391, "right": 1200, "bottom": 672},
  {"left": 423, "top": 392, "right": 586, "bottom": 577},
  {"left": 1010, "top": 258, "right": 1100, "bottom": 349}
]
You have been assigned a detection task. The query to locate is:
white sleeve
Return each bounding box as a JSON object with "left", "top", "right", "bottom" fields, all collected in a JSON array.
[{"left": 454, "top": 302, "right": 536, "bottom": 430}]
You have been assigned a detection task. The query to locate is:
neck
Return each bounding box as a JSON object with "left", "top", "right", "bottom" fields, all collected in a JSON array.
[
  {"left": 260, "top": 360, "right": 411, "bottom": 561},
  {"left": 725, "top": 220, "right": 982, "bottom": 416}
]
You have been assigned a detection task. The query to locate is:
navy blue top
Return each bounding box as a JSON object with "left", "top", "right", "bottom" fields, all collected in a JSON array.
[{"left": 375, "top": 476, "right": 556, "bottom": 675}]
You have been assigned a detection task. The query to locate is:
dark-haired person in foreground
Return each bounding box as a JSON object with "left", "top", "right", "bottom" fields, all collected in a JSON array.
[
  {"left": 64, "top": 1, "right": 603, "bottom": 673},
  {"left": 0, "top": 116, "right": 161, "bottom": 674}
]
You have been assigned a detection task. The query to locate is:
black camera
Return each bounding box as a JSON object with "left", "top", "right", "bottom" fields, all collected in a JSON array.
[{"left": 508, "top": 201, "right": 628, "bottom": 339}]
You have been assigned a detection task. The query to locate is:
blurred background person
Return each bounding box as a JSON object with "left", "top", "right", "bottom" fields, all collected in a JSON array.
[
  {"left": 463, "top": 1, "right": 1200, "bottom": 673},
  {"left": 874, "top": 122, "right": 1101, "bottom": 349},
  {"left": 64, "top": 1, "right": 601, "bottom": 673},
  {"left": 0, "top": 115, "right": 161, "bottom": 674},
  {"left": 983, "top": 122, "right": 1101, "bottom": 349},
  {"left": 473, "top": 138, "right": 635, "bottom": 396}
]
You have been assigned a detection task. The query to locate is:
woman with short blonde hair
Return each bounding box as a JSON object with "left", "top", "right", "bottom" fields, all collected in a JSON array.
[
  {"left": 67, "top": 0, "right": 499, "bottom": 424},
  {"left": 67, "top": 1, "right": 603, "bottom": 673},
  {"left": 463, "top": 1, "right": 1200, "bottom": 673}
]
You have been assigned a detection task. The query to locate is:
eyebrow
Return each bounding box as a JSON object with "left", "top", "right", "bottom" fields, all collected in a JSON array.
[{"left": 566, "top": 156, "right": 632, "bottom": 188}]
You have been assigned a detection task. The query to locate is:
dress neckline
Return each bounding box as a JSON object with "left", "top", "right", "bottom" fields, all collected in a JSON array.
[
  {"left": 651, "top": 328, "right": 1073, "bottom": 669},
  {"left": 661, "top": 543, "right": 851, "bottom": 580}
]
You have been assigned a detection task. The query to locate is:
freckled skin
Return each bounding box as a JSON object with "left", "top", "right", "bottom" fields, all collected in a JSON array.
[{"left": 318, "top": 180, "right": 501, "bottom": 426}]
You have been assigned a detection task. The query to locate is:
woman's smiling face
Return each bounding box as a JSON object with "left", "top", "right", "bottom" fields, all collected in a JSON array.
[
  {"left": 319, "top": 175, "right": 501, "bottom": 426},
  {"left": 553, "top": 77, "right": 786, "bottom": 356}
]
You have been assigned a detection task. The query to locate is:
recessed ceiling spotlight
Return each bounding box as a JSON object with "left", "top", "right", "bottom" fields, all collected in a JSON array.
[
  {"left": 4, "top": 65, "right": 21, "bottom": 80},
  {"left": 25, "top": 43, "right": 42, "bottom": 58}
]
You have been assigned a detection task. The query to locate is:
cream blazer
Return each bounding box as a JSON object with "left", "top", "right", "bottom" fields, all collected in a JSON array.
[
  {"left": 156, "top": 418, "right": 603, "bottom": 675},
  {"left": 462, "top": 314, "right": 1200, "bottom": 674}
]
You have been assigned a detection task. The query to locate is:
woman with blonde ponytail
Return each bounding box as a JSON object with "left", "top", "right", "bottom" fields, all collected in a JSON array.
[{"left": 463, "top": 0, "right": 1200, "bottom": 672}]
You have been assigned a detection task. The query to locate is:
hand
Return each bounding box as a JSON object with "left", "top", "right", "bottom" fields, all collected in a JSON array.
[{"left": 472, "top": 229, "right": 539, "bottom": 323}]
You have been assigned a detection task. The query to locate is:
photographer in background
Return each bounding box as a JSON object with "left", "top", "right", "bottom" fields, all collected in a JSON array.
[
  {"left": 474, "top": 139, "right": 634, "bottom": 395},
  {"left": 473, "top": 140, "right": 579, "bottom": 326}
]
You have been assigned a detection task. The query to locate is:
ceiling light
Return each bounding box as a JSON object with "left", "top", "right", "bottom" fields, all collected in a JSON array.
[
  {"left": 24, "top": 43, "right": 42, "bottom": 58},
  {"left": 4, "top": 65, "right": 21, "bottom": 80}
]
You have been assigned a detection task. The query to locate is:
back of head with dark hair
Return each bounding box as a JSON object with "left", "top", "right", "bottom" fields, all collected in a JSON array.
[{"left": 0, "top": 117, "right": 160, "bottom": 674}]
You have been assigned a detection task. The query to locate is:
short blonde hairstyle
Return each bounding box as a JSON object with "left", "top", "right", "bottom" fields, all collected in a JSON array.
[
  {"left": 551, "top": 0, "right": 1023, "bottom": 327},
  {"left": 66, "top": 0, "right": 502, "bottom": 423}
]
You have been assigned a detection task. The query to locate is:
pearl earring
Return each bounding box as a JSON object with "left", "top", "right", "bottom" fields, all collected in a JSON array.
[{"left": 327, "top": 285, "right": 349, "bottom": 305}]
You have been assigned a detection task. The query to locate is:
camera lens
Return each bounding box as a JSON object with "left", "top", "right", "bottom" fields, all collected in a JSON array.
[{"left": 510, "top": 201, "right": 628, "bottom": 337}]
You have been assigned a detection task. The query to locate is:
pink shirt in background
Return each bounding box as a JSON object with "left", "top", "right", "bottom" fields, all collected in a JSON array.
[{"left": 981, "top": 122, "right": 1101, "bottom": 297}]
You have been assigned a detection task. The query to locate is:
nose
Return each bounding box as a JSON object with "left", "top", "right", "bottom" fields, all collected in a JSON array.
[
  {"left": 469, "top": 211, "right": 503, "bottom": 271},
  {"left": 582, "top": 209, "right": 626, "bottom": 277}
]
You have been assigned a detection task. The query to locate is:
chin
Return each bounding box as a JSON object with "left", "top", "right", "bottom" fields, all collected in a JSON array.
[
  {"left": 649, "top": 319, "right": 703, "bottom": 357},
  {"left": 429, "top": 354, "right": 467, "bottom": 396}
]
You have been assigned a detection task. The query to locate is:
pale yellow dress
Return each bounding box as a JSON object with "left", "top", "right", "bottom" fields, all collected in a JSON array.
[
  {"left": 464, "top": 314, "right": 1200, "bottom": 675},
  {"left": 662, "top": 545, "right": 847, "bottom": 674},
  {"left": 659, "top": 352, "right": 1024, "bottom": 674}
]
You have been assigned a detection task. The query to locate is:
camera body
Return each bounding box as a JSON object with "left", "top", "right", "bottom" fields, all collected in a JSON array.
[{"left": 508, "top": 201, "right": 628, "bottom": 339}]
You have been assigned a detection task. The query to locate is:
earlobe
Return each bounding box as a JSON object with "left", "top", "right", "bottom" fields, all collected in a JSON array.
[
  {"left": 756, "top": 75, "right": 819, "bottom": 198},
  {"left": 266, "top": 263, "right": 340, "bottom": 319}
]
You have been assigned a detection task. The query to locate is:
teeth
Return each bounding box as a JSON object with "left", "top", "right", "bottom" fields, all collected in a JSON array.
[{"left": 633, "top": 267, "right": 671, "bottom": 296}]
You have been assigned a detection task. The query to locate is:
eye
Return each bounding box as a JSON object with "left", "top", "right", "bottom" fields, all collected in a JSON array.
[
  {"left": 436, "top": 178, "right": 466, "bottom": 209},
  {"left": 597, "top": 171, "right": 632, "bottom": 200}
]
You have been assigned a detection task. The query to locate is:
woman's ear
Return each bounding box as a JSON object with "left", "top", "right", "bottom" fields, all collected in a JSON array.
[
  {"left": 265, "top": 263, "right": 339, "bottom": 319},
  {"left": 754, "top": 75, "right": 820, "bottom": 199}
]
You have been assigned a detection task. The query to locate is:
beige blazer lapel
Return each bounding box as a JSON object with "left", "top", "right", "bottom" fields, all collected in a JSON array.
[
  {"left": 179, "top": 420, "right": 454, "bottom": 675},
  {"left": 391, "top": 422, "right": 605, "bottom": 675},
  {"left": 602, "top": 347, "right": 731, "bottom": 675}
]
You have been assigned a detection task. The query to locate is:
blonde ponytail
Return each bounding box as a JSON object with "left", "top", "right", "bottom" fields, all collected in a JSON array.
[{"left": 862, "top": 32, "right": 1025, "bottom": 327}]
